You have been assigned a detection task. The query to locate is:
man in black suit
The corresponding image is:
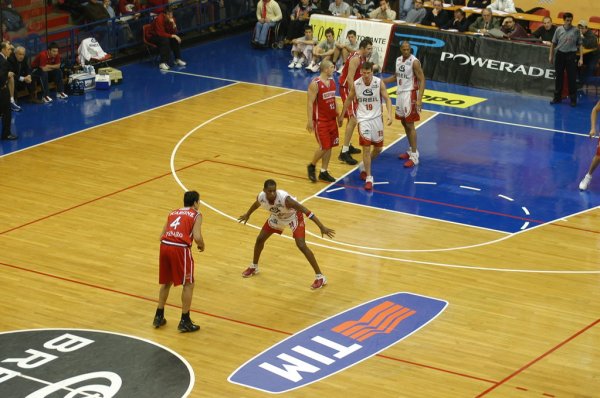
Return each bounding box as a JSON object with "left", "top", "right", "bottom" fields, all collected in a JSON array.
[{"left": 0, "top": 41, "right": 17, "bottom": 141}]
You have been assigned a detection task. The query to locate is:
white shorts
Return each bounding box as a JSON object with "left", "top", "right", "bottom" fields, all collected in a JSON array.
[
  {"left": 358, "top": 117, "right": 384, "bottom": 146},
  {"left": 395, "top": 90, "right": 419, "bottom": 122}
]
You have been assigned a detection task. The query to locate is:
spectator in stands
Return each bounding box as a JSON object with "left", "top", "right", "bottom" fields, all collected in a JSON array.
[
  {"left": 532, "top": 16, "right": 556, "bottom": 45},
  {"left": 352, "top": 0, "right": 375, "bottom": 19},
  {"left": 443, "top": 8, "right": 469, "bottom": 31},
  {"left": 500, "top": 16, "right": 527, "bottom": 39},
  {"left": 486, "top": 0, "right": 516, "bottom": 14},
  {"left": 253, "top": 0, "right": 282, "bottom": 47},
  {"left": 333, "top": 29, "right": 358, "bottom": 73},
  {"left": 369, "top": 0, "right": 396, "bottom": 20},
  {"left": 145, "top": 7, "right": 186, "bottom": 70},
  {"left": 405, "top": 0, "right": 426, "bottom": 24},
  {"left": 467, "top": 0, "right": 491, "bottom": 8},
  {"left": 288, "top": 25, "right": 317, "bottom": 69},
  {"left": 549, "top": 12, "right": 583, "bottom": 107},
  {"left": 421, "top": 0, "right": 450, "bottom": 28},
  {"left": 579, "top": 20, "right": 600, "bottom": 85},
  {"left": 103, "top": 0, "right": 134, "bottom": 42},
  {"left": 329, "top": 0, "right": 351, "bottom": 17},
  {"left": 306, "top": 27, "right": 336, "bottom": 72},
  {"left": 398, "top": 0, "right": 412, "bottom": 20},
  {"left": 31, "top": 42, "right": 68, "bottom": 103},
  {"left": 468, "top": 7, "right": 500, "bottom": 33},
  {"left": 8, "top": 46, "right": 41, "bottom": 109},
  {"left": 82, "top": 0, "right": 110, "bottom": 24},
  {"left": 284, "top": 0, "right": 313, "bottom": 44}
]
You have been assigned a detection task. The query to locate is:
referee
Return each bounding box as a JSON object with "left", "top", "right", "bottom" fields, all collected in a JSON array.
[{"left": 0, "top": 41, "right": 16, "bottom": 140}]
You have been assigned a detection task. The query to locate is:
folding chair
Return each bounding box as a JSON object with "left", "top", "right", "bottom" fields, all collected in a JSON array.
[{"left": 142, "top": 24, "right": 159, "bottom": 64}]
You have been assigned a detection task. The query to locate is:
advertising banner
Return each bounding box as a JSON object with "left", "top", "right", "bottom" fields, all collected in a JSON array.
[{"left": 386, "top": 25, "right": 554, "bottom": 96}]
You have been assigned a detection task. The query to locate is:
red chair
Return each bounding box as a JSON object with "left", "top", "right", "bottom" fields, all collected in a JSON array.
[
  {"left": 590, "top": 16, "right": 600, "bottom": 38},
  {"left": 142, "top": 24, "right": 158, "bottom": 63},
  {"left": 528, "top": 8, "right": 550, "bottom": 33},
  {"left": 557, "top": 11, "right": 565, "bottom": 19}
]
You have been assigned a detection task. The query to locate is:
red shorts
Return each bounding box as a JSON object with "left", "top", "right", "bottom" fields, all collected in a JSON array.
[
  {"left": 314, "top": 120, "right": 339, "bottom": 150},
  {"left": 262, "top": 211, "right": 306, "bottom": 239},
  {"left": 159, "top": 243, "right": 195, "bottom": 286},
  {"left": 340, "top": 85, "right": 357, "bottom": 118}
]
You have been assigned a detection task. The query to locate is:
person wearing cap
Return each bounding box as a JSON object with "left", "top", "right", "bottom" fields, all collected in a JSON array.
[
  {"left": 549, "top": 12, "right": 583, "bottom": 107},
  {"left": 578, "top": 20, "right": 600, "bottom": 85}
]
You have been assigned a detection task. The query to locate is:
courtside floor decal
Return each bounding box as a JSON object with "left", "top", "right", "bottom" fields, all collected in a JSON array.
[{"left": 228, "top": 292, "right": 448, "bottom": 394}]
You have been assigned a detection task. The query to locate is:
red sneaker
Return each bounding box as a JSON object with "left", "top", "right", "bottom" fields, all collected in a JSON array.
[
  {"left": 311, "top": 275, "right": 327, "bottom": 289},
  {"left": 364, "top": 181, "right": 373, "bottom": 190},
  {"left": 359, "top": 171, "right": 367, "bottom": 181},
  {"left": 398, "top": 152, "right": 410, "bottom": 160},
  {"left": 403, "top": 159, "right": 415, "bottom": 168},
  {"left": 241, "top": 266, "right": 258, "bottom": 278}
]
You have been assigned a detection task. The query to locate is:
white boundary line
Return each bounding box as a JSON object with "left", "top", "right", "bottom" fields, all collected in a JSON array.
[{"left": 168, "top": 97, "right": 600, "bottom": 273}]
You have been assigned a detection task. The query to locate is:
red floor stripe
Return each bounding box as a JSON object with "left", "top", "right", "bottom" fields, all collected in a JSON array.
[{"left": 475, "top": 318, "right": 600, "bottom": 397}]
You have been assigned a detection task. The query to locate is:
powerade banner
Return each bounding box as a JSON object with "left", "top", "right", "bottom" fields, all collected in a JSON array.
[
  {"left": 310, "top": 14, "right": 394, "bottom": 71},
  {"left": 229, "top": 292, "right": 448, "bottom": 394},
  {"left": 386, "top": 26, "right": 554, "bottom": 97}
]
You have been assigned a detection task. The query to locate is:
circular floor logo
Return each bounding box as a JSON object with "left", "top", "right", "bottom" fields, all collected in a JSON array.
[{"left": 0, "top": 329, "right": 194, "bottom": 397}]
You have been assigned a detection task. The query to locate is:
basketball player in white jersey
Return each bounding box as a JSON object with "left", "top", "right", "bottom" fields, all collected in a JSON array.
[
  {"left": 338, "top": 62, "right": 393, "bottom": 190},
  {"left": 383, "top": 41, "right": 425, "bottom": 168},
  {"left": 238, "top": 179, "right": 335, "bottom": 289}
]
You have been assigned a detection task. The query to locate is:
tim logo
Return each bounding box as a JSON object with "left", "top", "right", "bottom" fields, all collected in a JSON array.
[
  {"left": 394, "top": 33, "right": 445, "bottom": 56},
  {"left": 228, "top": 292, "right": 448, "bottom": 394}
]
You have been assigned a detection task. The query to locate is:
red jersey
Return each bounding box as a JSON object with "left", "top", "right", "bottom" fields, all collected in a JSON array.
[
  {"left": 339, "top": 52, "right": 364, "bottom": 88},
  {"left": 161, "top": 207, "right": 199, "bottom": 247},
  {"left": 312, "top": 77, "right": 337, "bottom": 123},
  {"left": 31, "top": 50, "right": 61, "bottom": 69}
]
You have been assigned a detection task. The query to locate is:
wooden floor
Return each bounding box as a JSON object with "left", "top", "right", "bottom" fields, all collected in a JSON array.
[{"left": 1, "top": 83, "right": 600, "bottom": 398}]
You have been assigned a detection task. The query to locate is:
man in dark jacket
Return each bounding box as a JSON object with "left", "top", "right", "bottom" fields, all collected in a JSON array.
[
  {"left": 8, "top": 46, "right": 42, "bottom": 109},
  {"left": 0, "top": 41, "right": 16, "bottom": 140}
]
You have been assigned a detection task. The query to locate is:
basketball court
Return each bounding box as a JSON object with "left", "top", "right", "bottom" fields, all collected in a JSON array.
[{"left": 1, "top": 31, "right": 599, "bottom": 397}]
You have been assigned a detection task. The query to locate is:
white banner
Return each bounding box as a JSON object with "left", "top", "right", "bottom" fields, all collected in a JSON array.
[{"left": 309, "top": 14, "right": 394, "bottom": 70}]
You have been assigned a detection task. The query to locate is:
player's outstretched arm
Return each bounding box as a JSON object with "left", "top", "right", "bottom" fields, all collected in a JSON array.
[{"left": 238, "top": 201, "right": 260, "bottom": 224}]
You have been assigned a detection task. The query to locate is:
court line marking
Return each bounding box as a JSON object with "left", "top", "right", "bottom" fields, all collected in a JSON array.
[
  {"left": 0, "top": 81, "right": 245, "bottom": 159},
  {"left": 0, "top": 259, "right": 502, "bottom": 387},
  {"left": 168, "top": 95, "right": 600, "bottom": 273}
]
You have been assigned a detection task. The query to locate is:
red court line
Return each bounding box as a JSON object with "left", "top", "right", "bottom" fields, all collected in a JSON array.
[
  {"left": 475, "top": 317, "right": 600, "bottom": 397},
  {"left": 0, "top": 160, "right": 207, "bottom": 236},
  {"left": 0, "top": 259, "right": 501, "bottom": 388}
]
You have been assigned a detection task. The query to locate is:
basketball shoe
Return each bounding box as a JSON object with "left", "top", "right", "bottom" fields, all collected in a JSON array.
[
  {"left": 242, "top": 265, "right": 258, "bottom": 277},
  {"left": 311, "top": 275, "right": 327, "bottom": 289}
]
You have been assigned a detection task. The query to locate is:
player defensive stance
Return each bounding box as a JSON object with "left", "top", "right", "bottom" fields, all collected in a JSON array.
[
  {"left": 238, "top": 179, "right": 335, "bottom": 289},
  {"left": 153, "top": 191, "right": 205, "bottom": 333}
]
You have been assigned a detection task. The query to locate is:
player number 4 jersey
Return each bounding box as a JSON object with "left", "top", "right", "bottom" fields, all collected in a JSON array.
[{"left": 161, "top": 207, "right": 199, "bottom": 247}]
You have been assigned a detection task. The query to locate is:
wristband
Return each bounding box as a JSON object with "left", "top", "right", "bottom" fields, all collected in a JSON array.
[{"left": 307, "top": 212, "right": 315, "bottom": 219}]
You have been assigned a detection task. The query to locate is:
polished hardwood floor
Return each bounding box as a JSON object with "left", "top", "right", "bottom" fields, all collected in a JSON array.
[{"left": 1, "top": 83, "right": 599, "bottom": 397}]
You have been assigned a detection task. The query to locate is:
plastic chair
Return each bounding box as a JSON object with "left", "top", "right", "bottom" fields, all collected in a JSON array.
[{"left": 142, "top": 24, "right": 158, "bottom": 63}]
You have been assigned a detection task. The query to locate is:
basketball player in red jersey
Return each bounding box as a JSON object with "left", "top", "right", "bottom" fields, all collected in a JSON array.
[
  {"left": 307, "top": 59, "right": 339, "bottom": 183},
  {"left": 338, "top": 38, "right": 373, "bottom": 165},
  {"left": 153, "top": 191, "right": 205, "bottom": 332},
  {"left": 383, "top": 41, "right": 425, "bottom": 168},
  {"left": 238, "top": 179, "right": 335, "bottom": 289}
]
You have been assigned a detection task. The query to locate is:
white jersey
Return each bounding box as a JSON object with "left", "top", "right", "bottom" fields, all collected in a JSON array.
[
  {"left": 257, "top": 189, "right": 297, "bottom": 225},
  {"left": 354, "top": 76, "right": 383, "bottom": 123},
  {"left": 395, "top": 54, "right": 419, "bottom": 92}
]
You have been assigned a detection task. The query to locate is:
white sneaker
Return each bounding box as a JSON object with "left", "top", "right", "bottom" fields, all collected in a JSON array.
[
  {"left": 579, "top": 174, "right": 592, "bottom": 191},
  {"left": 57, "top": 92, "right": 68, "bottom": 99},
  {"left": 43, "top": 96, "right": 53, "bottom": 103},
  {"left": 404, "top": 151, "right": 419, "bottom": 168},
  {"left": 294, "top": 61, "right": 303, "bottom": 69},
  {"left": 305, "top": 61, "right": 315, "bottom": 70},
  {"left": 159, "top": 63, "right": 170, "bottom": 71},
  {"left": 174, "top": 59, "right": 186, "bottom": 66},
  {"left": 288, "top": 60, "right": 296, "bottom": 68},
  {"left": 310, "top": 62, "right": 321, "bottom": 73}
]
